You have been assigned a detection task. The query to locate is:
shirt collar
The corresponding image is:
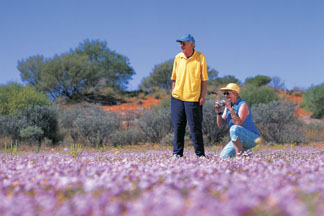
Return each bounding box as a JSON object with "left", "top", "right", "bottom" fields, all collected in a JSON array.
[
  {"left": 180, "top": 49, "right": 196, "bottom": 59},
  {"left": 231, "top": 97, "right": 242, "bottom": 107},
  {"left": 235, "top": 97, "right": 242, "bottom": 105}
]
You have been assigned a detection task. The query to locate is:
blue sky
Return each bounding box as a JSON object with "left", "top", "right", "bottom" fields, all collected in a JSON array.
[{"left": 1, "top": 0, "right": 323, "bottom": 90}]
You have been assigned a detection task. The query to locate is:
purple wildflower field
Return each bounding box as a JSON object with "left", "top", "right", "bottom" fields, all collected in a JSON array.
[{"left": 1, "top": 147, "right": 324, "bottom": 216}]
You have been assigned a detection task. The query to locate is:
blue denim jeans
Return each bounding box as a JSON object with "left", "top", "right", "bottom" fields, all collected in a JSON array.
[
  {"left": 220, "top": 125, "right": 260, "bottom": 158},
  {"left": 171, "top": 97, "right": 205, "bottom": 157}
]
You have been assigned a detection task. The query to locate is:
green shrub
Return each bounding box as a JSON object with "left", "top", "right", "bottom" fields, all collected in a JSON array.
[
  {"left": 302, "top": 83, "right": 324, "bottom": 119},
  {"left": 252, "top": 101, "right": 306, "bottom": 144},
  {"left": 240, "top": 86, "right": 278, "bottom": 108},
  {"left": 0, "top": 83, "right": 50, "bottom": 115},
  {"left": 18, "top": 105, "right": 60, "bottom": 145},
  {"left": 0, "top": 105, "right": 59, "bottom": 149},
  {"left": 20, "top": 126, "right": 44, "bottom": 150},
  {"left": 20, "top": 126, "right": 44, "bottom": 140}
]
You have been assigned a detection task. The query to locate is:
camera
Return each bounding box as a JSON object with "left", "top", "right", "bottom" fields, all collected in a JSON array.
[{"left": 217, "top": 101, "right": 225, "bottom": 107}]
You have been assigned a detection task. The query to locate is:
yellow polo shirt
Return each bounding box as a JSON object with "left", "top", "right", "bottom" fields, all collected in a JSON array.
[{"left": 171, "top": 50, "right": 208, "bottom": 102}]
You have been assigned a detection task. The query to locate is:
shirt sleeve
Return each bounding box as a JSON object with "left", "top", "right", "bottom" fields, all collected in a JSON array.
[
  {"left": 201, "top": 54, "right": 208, "bottom": 81},
  {"left": 171, "top": 56, "right": 177, "bottom": 81}
]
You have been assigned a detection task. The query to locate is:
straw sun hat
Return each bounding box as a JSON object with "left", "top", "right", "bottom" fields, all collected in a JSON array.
[{"left": 220, "top": 83, "right": 240, "bottom": 94}]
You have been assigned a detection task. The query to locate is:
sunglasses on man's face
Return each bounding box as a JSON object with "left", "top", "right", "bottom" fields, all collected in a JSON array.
[{"left": 223, "top": 92, "right": 231, "bottom": 96}]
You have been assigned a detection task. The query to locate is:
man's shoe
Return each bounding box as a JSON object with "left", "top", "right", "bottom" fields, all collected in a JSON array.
[
  {"left": 172, "top": 154, "right": 182, "bottom": 159},
  {"left": 196, "top": 155, "right": 206, "bottom": 160}
]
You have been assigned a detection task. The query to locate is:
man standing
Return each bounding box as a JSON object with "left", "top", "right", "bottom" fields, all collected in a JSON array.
[{"left": 171, "top": 34, "right": 208, "bottom": 157}]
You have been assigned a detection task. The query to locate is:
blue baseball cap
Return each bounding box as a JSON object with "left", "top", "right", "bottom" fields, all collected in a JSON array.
[{"left": 176, "top": 34, "right": 195, "bottom": 43}]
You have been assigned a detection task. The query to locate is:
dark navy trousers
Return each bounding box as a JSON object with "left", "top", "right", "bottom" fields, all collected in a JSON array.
[{"left": 171, "top": 96, "right": 205, "bottom": 157}]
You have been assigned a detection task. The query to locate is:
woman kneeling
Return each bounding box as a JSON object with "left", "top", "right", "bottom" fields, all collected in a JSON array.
[{"left": 215, "top": 83, "right": 260, "bottom": 158}]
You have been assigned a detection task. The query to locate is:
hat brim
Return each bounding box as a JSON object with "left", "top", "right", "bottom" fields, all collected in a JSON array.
[
  {"left": 220, "top": 88, "right": 234, "bottom": 92},
  {"left": 220, "top": 88, "right": 239, "bottom": 94},
  {"left": 176, "top": 39, "right": 194, "bottom": 43}
]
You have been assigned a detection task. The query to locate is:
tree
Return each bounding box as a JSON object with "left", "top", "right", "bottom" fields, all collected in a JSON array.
[
  {"left": 268, "top": 76, "right": 286, "bottom": 90},
  {"left": 245, "top": 75, "right": 271, "bottom": 87},
  {"left": 75, "top": 39, "right": 135, "bottom": 91},
  {"left": 139, "top": 60, "right": 173, "bottom": 92},
  {"left": 207, "top": 68, "right": 219, "bottom": 81},
  {"left": 17, "top": 39, "right": 135, "bottom": 101},
  {"left": 18, "top": 55, "right": 45, "bottom": 88},
  {"left": 39, "top": 53, "right": 98, "bottom": 100},
  {"left": 208, "top": 75, "right": 241, "bottom": 87}
]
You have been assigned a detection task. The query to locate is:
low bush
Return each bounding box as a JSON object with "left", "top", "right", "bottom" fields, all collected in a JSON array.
[
  {"left": 59, "top": 108, "right": 84, "bottom": 144},
  {"left": 0, "top": 105, "right": 59, "bottom": 149},
  {"left": 304, "top": 122, "right": 324, "bottom": 142},
  {"left": 18, "top": 106, "right": 59, "bottom": 144},
  {"left": 110, "top": 128, "right": 145, "bottom": 147},
  {"left": 203, "top": 100, "right": 228, "bottom": 144},
  {"left": 0, "top": 115, "right": 28, "bottom": 141},
  {"left": 137, "top": 107, "right": 173, "bottom": 144},
  {"left": 76, "top": 112, "right": 120, "bottom": 147},
  {"left": 59, "top": 104, "right": 120, "bottom": 147},
  {"left": 160, "top": 132, "right": 174, "bottom": 146},
  {"left": 20, "top": 126, "right": 44, "bottom": 149},
  {"left": 252, "top": 101, "right": 306, "bottom": 144}
]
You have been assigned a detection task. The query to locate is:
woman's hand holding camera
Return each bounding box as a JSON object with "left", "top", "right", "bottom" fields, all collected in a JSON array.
[{"left": 215, "top": 100, "right": 225, "bottom": 112}]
